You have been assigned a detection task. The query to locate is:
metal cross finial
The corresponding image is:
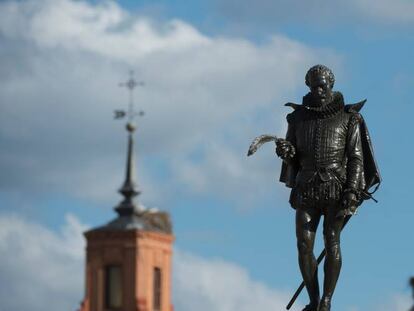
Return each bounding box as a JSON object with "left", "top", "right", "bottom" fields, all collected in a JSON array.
[
  {"left": 113, "top": 70, "right": 145, "bottom": 217},
  {"left": 115, "top": 70, "right": 145, "bottom": 125}
]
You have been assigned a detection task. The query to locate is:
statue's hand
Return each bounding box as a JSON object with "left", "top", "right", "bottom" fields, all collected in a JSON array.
[
  {"left": 337, "top": 191, "right": 359, "bottom": 218},
  {"left": 275, "top": 139, "right": 295, "bottom": 160}
]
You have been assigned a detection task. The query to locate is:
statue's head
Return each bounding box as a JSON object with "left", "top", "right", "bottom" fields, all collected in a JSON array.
[
  {"left": 305, "top": 64, "right": 335, "bottom": 106},
  {"left": 410, "top": 277, "right": 414, "bottom": 299}
]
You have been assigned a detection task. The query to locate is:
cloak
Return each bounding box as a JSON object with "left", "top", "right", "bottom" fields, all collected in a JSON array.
[{"left": 279, "top": 100, "right": 381, "bottom": 203}]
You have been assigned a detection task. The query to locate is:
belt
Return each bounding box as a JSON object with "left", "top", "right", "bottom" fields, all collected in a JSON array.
[{"left": 298, "top": 163, "right": 345, "bottom": 182}]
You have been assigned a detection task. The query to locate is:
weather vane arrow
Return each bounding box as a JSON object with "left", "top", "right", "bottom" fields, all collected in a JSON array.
[{"left": 115, "top": 70, "right": 145, "bottom": 124}]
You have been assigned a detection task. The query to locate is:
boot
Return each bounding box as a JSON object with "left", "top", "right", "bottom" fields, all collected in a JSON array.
[
  {"left": 302, "top": 303, "right": 318, "bottom": 311},
  {"left": 318, "top": 297, "right": 331, "bottom": 311}
]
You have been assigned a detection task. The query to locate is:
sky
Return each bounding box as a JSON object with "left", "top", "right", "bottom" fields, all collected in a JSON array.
[{"left": 0, "top": 0, "right": 413, "bottom": 310}]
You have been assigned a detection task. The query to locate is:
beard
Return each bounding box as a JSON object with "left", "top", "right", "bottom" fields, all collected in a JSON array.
[{"left": 311, "top": 92, "right": 333, "bottom": 107}]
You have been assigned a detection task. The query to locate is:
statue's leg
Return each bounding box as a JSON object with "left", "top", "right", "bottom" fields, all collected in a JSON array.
[
  {"left": 296, "top": 207, "right": 322, "bottom": 310},
  {"left": 319, "top": 204, "right": 345, "bottom": 311}
]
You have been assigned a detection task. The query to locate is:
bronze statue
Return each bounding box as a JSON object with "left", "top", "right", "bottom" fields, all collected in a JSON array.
[{"left": 248, "top": 65, "right": 381, "bottom": 311}]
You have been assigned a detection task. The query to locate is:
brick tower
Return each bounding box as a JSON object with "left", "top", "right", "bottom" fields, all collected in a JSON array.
[{"left": 79, "top": 73, "right": 174, "bottom": 311}]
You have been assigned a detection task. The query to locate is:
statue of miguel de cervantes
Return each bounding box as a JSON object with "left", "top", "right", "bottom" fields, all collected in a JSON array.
[{"left": 248, "top": 64, "right": 381, "bottom": 311}]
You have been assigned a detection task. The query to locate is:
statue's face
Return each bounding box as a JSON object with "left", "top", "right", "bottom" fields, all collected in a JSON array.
[{"left": 308, "top": 73, "right": 333, "bottom": 106}]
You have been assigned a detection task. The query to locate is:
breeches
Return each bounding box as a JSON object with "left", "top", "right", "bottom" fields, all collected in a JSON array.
[
  {"left": 290, "top": 174, "right": 344, "bottom": 211},
  {"left": 296, "top": 203, "right": 344, "bottom": 254}
]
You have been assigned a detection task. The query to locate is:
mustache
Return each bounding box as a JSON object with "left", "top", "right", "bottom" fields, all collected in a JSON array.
[
  {"left": 312, "top": 92, "right": 332, "bottom": 99},
  {"left": 312, "top": 93, "right": 327, "bottom": 99}
]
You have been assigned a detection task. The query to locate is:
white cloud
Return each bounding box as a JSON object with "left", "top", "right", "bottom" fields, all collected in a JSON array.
[
  {"left": 0, "top": 0, "right": 209, "bottom": 59},
  {"left": 0, "top": 0, "right": 341, "bottom": 209},
  {"left": 345, "top": 293, "right": 412, "bottom": 311},
  {"left": 0, "top": 213, "right": 87, "bottom": 311},
  {"left": 0, "top": 214, "right": 300, "bottom": 311},
  {"left": 0, "top": 213, "right": 410, "bottom": 311},
  {"left": 173, "top": 250, "right": 301, "bottom": 311},
  {"left": 376, "top": 293, "right": 412, "bottom": 311}
]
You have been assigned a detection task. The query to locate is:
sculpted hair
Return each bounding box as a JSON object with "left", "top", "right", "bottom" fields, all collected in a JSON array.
[{"left": 305, "top": 64, "right": 335, "bottom": 88}]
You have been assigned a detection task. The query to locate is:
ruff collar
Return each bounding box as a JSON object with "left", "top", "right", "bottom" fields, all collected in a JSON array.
[{"left": 302, "top": 91, "right": 344, "bottom": 119}]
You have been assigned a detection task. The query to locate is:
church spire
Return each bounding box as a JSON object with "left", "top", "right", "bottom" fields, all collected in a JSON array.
[{"left": 114, "top": 70, "right": 145, "bottom": 217}]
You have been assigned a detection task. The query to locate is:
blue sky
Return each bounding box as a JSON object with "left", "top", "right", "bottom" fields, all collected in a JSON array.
[{"left": 0, "top": 0, "right": 413, "bottom": 311}]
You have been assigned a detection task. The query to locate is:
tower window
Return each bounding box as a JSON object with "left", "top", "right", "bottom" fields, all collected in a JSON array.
[
  {"left": 153, "top": 267, "right": 162, "bottom": 311},
  {"left": 105, "top": 265, "right": 123, "bottom": 309}
]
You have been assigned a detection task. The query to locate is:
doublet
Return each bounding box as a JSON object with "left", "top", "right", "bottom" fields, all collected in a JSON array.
[{"left": 285, "top": 92, "right": 364, "bottom": 209}]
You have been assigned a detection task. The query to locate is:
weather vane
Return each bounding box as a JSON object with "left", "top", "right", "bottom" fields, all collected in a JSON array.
[{"left": 115, "top": 70, "right": 145, "bottom": 126}]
